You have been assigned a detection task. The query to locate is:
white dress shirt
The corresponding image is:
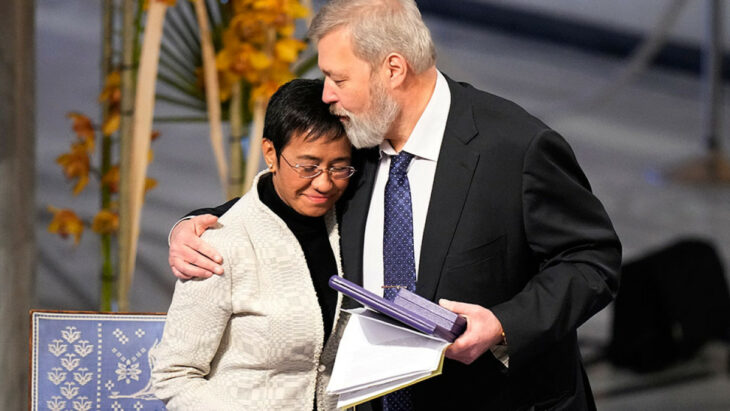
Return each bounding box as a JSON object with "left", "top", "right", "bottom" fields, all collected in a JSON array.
[
  {"left": 360, "top": 73, "right": 508, "bottom": 366},
  {"left": 362, "top": 71, "right": 451, "bottom": 296}
]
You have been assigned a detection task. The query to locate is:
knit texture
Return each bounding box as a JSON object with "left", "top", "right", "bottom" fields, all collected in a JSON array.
[{"left": 151, "top": 172, "right": 345, "bottom": 410}]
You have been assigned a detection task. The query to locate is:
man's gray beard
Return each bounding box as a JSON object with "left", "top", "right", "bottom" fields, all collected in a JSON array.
[{"left": 331, "top": 83, "right": 399, "bottom": 149}]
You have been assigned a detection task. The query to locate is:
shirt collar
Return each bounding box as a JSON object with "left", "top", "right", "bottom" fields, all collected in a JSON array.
[{"left": 379, "top": 71, "right": 451, "bottom": 160}]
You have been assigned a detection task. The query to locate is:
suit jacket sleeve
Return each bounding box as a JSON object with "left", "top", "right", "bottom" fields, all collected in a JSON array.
[
  {"left": 490, "top": 129, "right": 621, "bottom": 366},
  {"left": 185, "top": 197, "right": 240, "bottom": 218}
]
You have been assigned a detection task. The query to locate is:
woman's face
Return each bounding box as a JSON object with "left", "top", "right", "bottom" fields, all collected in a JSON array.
[{"left": 263, "top": 132, "right": 352, "bottom": 217}]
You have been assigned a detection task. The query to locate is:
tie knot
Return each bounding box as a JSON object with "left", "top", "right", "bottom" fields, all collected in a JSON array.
[{"left": 389, "top": 151, "right": 414, "bottom": 176}]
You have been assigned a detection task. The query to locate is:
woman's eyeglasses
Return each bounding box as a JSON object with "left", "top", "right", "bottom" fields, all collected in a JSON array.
[{"left": 279, "top": 154, "right": 356, "bottom": 180}]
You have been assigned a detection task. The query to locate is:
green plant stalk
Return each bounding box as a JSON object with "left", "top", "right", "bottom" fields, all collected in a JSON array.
[
  {"left": 133, "top": 0, "right": 145, "bottom": 68},
  {"left": 100, "top": 0, "right": 115, "bottom": 312},
  {"left": 100, "top": 233, "right": 114, "bottom": 311},
  {"left": 228, "top": 81, "right": 244, "bottom": 199},
  {"left": 99, "top": 129, "right": 114, "bottom": 312}
]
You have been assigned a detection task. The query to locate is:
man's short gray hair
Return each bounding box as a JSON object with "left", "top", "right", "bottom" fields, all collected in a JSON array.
[{"left": 309, "top": 0, "right": 436, "bottom": 74}]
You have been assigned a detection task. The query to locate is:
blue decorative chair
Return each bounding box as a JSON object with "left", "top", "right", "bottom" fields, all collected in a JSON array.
[{"left": 30, "top": 310, "right": 168, "bottom": 411}]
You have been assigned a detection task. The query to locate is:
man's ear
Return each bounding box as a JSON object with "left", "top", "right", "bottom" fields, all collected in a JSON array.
[
  {"left": 384, "top": 53, "right": 407, "bottom": 88},
  {"left": 261, "top": 138, "right": 277, "bottom": 172}
]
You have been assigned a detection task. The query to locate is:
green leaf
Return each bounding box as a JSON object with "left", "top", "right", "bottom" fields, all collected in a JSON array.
[
  {"left": 155, "top": 93, "right": 206, "bottom": 112},
  {"left": 157, "top": 72, "right": 204, "bottom": 100},
  {"left": 168, "top": 1, "right": 202, "bottom": 65},
  {"left": 153, "top": 115, "right": 209, "bottom": 123},
  {"left": 159, "top": 42, "right": 197, "bottom": 78},
  {"left": 158, "top": 58, "right": 198, "bottom": 91},
  {"left": 162, "top": 21, "right": 198, "bottom": 66}
]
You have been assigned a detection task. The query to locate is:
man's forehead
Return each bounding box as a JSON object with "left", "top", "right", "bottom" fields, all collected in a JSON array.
[
  {"left": 317, "top": 30, "right": 348, "bottom": 61},
  {"left": 317, "top": 30, "right": 371, "bottom": 77}
]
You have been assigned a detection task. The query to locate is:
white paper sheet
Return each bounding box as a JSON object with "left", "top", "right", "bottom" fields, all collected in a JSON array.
[{"left": 327, "top": 308, "right": 450, "bottom": 408}]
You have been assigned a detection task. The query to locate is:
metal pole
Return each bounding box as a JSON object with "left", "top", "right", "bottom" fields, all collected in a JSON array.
[
  {"left": 667, "top": 0, "right": 730, "bottom": 183},
  {"left": 701, "top": 0, "right": 723, "bottom": 153}
]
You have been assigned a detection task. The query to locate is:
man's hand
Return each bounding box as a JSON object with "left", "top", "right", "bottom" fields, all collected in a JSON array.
[
  {"left": 168, "top": 214, "right": 223, "bottom": 280},
  {"left": 439, "top": 299, "right": 504, "bottom": 365}
]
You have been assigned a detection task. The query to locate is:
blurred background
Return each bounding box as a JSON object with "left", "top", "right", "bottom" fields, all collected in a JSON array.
[{"left": 3, "top": 0, "right": 730, "bottom": 409}]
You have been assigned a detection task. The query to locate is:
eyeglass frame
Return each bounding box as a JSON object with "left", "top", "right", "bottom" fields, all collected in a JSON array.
[{"left": 278, "top": 154, "right": 357, "bottom": 180}]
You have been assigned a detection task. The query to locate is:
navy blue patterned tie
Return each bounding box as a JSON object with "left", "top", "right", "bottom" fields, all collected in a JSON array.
[{"left": 382, "top": 151, "right": 416, "bottom": 411}]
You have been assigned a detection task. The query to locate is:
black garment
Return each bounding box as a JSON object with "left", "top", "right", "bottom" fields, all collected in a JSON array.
[{"left": 257, "top": 173, "right": 339, "bottom": 343}]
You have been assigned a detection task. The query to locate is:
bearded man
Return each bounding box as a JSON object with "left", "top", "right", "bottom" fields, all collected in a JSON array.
[{"left": 167, "top": 0, "right": 621, "bottom": 409}]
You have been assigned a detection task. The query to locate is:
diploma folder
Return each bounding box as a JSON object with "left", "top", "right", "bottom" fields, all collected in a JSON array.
[
  {"left": 327, "top": 276, "right": 466, "bottom": 409},
  {"left": 328, "top": 275, "right": 465, "bottom": 342}
]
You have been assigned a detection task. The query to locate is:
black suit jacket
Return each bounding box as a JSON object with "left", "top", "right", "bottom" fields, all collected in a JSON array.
[
  {"left": 192, "top": 76, "right": 621, "bottom": 410},
  {"left": 337, "top": 76, "right": 620, "bottom": 410}
]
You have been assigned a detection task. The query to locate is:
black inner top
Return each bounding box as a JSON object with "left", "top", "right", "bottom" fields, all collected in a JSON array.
[{"left": 258, "top": 173, "right": 338, "bottom": 343}]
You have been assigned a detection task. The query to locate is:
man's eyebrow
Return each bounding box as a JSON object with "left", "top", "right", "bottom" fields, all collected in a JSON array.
[{"left": 322, "top": 69, "right": 345, "bottom": 79}]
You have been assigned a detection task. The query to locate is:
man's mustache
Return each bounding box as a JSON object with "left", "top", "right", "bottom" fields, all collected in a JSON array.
[{"left": 329, "top": 105, "right": 349, "bottom": 117}]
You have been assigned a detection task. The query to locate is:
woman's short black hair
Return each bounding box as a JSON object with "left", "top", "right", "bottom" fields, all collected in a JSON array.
[{"left": 263, "top": 78, "right": 347, "bottom": 159}]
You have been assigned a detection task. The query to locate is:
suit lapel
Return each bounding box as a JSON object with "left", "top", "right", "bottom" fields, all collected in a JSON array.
[
  {"left": 417, "top": 77, "right": 480, "bottom": 301},
  {"left": 339, "top": 148, "right": 379, "bottom": 286}
]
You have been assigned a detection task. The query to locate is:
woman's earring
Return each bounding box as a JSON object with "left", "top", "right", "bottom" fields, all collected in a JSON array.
[{"left": 268, "top": 163, "right": 273, "bottom": 170}]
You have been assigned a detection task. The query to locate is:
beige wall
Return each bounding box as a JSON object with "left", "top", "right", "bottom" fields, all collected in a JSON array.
[{"left": 0, "top": 0, "right": 36, "bottom": 409}]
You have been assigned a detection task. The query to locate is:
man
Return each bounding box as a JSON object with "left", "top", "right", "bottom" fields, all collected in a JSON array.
[{"left": 168, "top": 0, "right": 621, "bottom": 409}]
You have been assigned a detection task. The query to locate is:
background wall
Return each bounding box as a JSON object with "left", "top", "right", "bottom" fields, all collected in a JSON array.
[{"left": 473, "top": 0, "right": 730, "bottom": 48}]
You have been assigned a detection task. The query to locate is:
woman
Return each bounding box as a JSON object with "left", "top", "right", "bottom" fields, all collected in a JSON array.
[{"left": 151, "top": 79, "right": 354, "bottom": 410}]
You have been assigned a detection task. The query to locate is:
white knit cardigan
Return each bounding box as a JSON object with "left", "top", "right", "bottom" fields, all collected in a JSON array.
[{"left": 151, "top": 172, "right": 346, "bottom": 410}]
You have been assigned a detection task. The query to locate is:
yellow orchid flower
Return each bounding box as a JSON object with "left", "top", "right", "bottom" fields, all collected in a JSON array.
[
  {"left": 216, "top": 70, "right": 241, "bottom": 102},
  {"left": 145, "top": 177, "right": 158, "bottom": 193},
  {"left": 102, "top": 111, "right": 121, "bottom": 136},
  {"left": 91, "top": 209, "right": 119, "bottom": 235},
  {"left": 98, "top": 71, "right": 121, "bottom": 104},
  {"left": 251, "top": 0, "right": 277, "bottom": 10},
  {"left": 275, "top": 38, "right": 306, "bottom": 63},
  {"left": 232, "top": 0, "right": 262, "bottom": 14},
  {"left": 101, "top": 165, "right": 120, "bottom": 193},
  {"left": 249, "top": 50, "right": 272, "bottom": 70},
  {"left": 67, "top": 112, "right": 95, "bottom": 152},
  {"left": 101, "top": 163, "right": 157, "bottom": 195},
  {"left": 277, "top": 22, "right": 296, "bottom": 37},
  {"left": 47, "top": 206, "right": 85, "bottom": 245},
  {"left": 251, "top": 79, "right": 287, "bottom": 105},
  {"left": 56, "top": 142, "right": 91, "bottom": 195},
  {"left": 267, "top": 59, "right": 297, "bottom": 82},
  {"left": 230, "top": 14, "right": 267, "bottom": 40},
  {"left": 284, "top": 0, "right": 309, "bottom": 19},
  {"left": 218, "top": 42, "right": 272, "bottom": 82}
]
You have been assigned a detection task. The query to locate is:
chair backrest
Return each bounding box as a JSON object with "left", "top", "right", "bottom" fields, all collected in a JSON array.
[{"left": 30, "top": 310, "right": 167, "bottom": 411}]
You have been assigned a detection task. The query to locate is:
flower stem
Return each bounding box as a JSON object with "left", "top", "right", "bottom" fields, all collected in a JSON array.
[
  {"left": 100, "top": 233, "right": 114, "bottom": 311},
  {"left": 100, "top": 0, "right": 116, "bottom": 311}
]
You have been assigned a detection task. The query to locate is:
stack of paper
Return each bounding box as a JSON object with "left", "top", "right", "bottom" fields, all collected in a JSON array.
[
  {"left": 327, "top": 309, "right": 449, "bottom": 408},
  {"left": 326, "top": 276, "right": 466, "bottom": 408}
]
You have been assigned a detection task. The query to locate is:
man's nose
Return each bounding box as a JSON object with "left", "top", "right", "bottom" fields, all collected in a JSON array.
[{"left": 322, "top": 80, "right": 338, "bottom": 104}]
